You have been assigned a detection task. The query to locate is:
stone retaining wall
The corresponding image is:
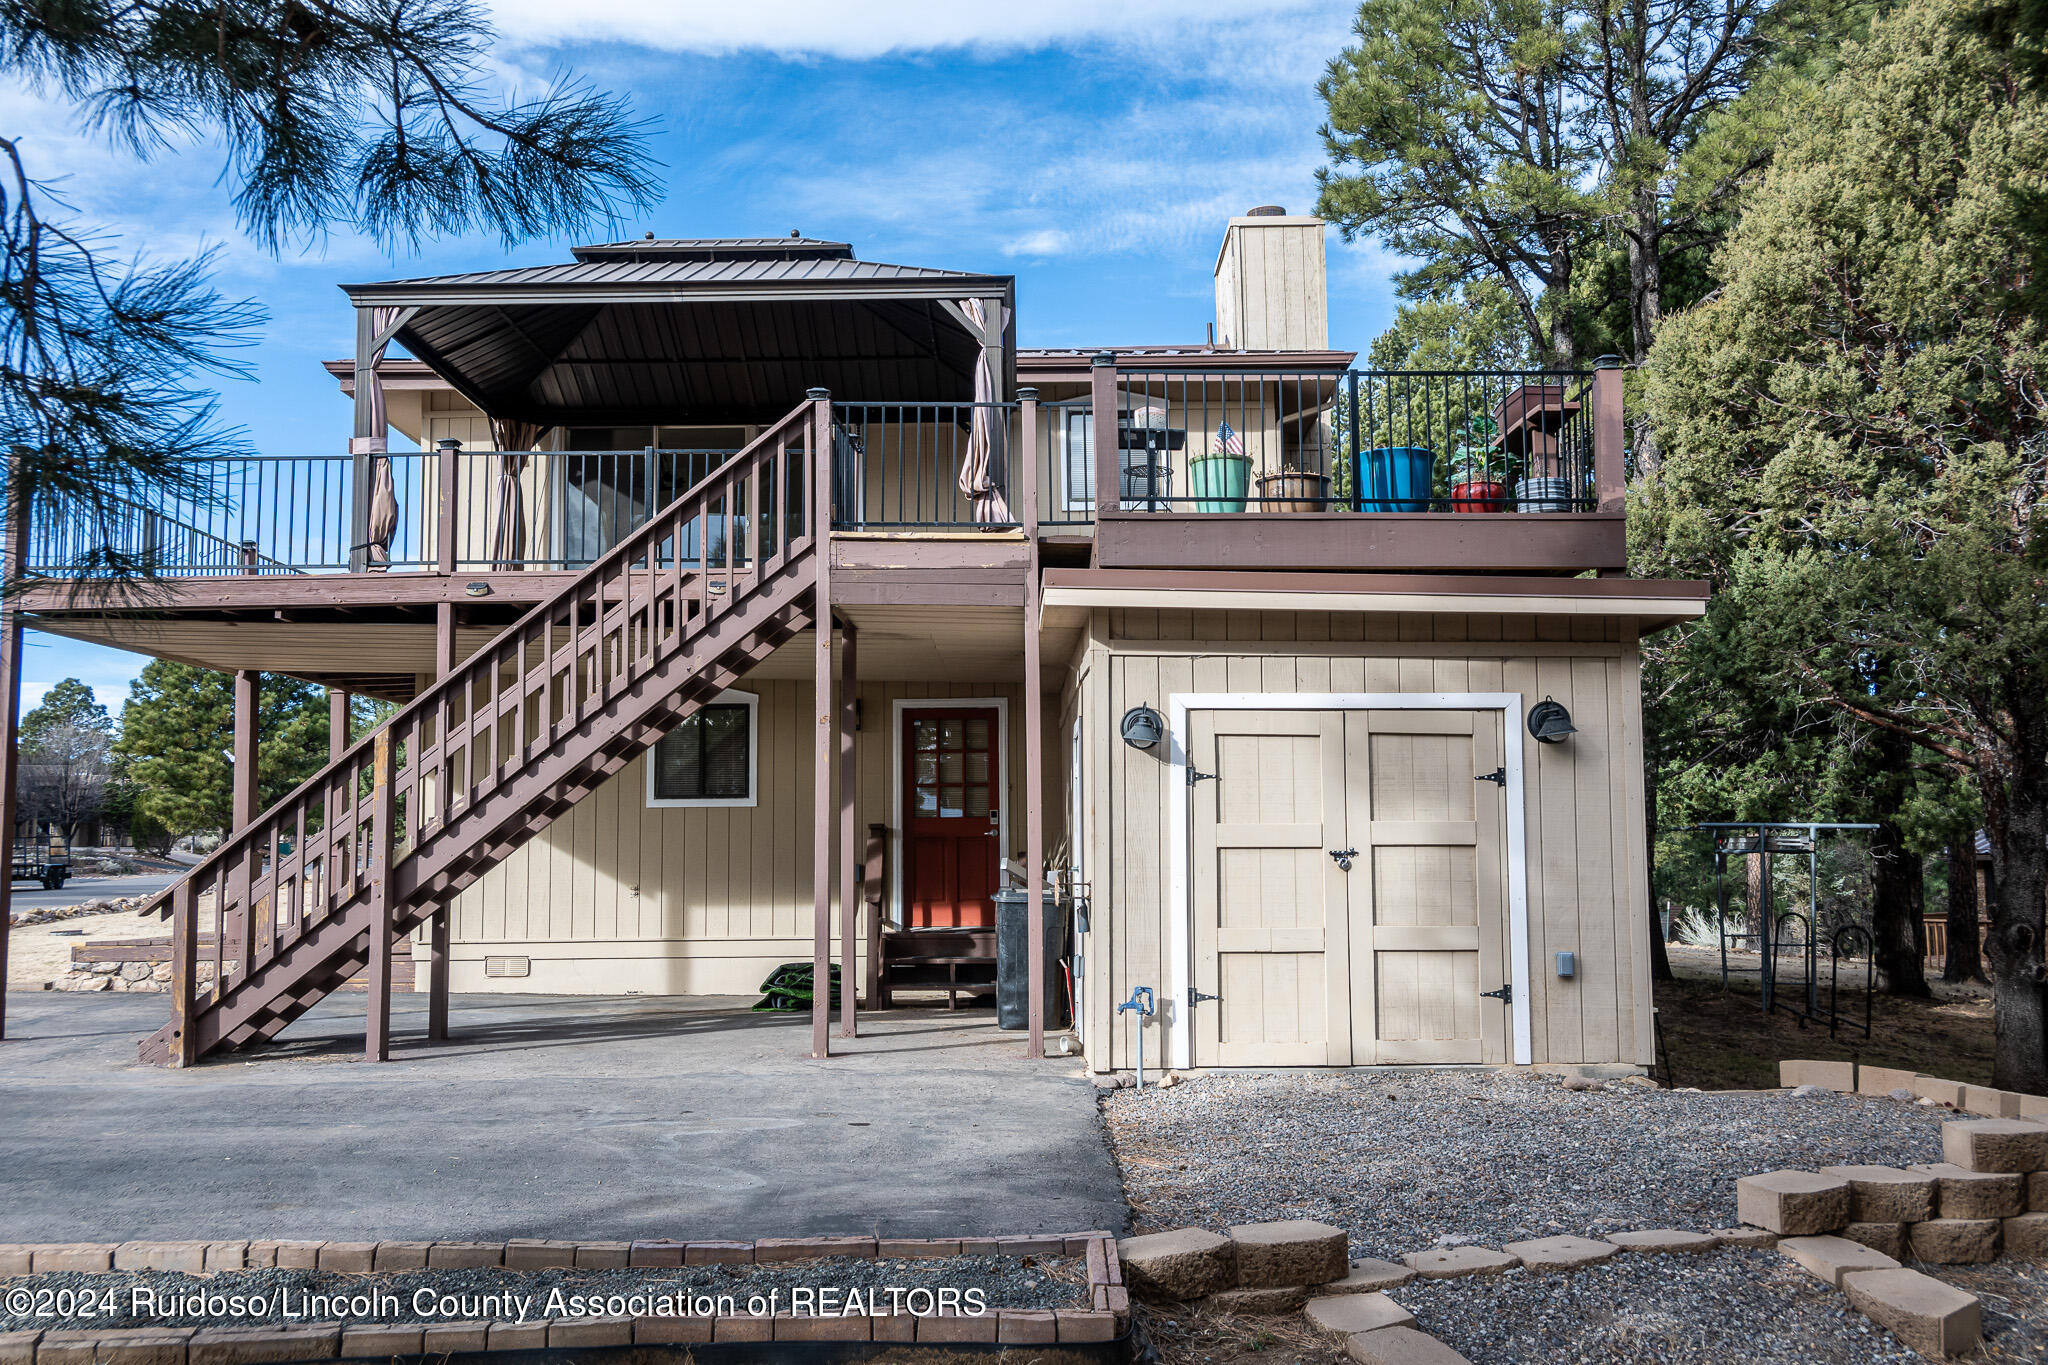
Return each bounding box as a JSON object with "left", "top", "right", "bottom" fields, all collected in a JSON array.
[
  {"left": 1779, "top": 1058, "right": 2048, "bottom": 1121},
  {"left": 0, "top": 1231, "right": 1125, "bottom": 1361},
  {"left": 56, "top": 939, "right": 413, "bottom": 995}
]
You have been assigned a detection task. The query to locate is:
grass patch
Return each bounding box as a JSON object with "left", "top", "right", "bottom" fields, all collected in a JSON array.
[{"left": 1654, "top": 970, "right": 1995, "bottom": 1091}]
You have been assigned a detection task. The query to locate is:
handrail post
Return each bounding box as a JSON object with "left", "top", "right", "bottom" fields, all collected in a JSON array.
[
  {"left": 436, "top": 439, "right": 460, "bottom": 574},
  {"left": 365, "top": 732, "right": 396, "bottom": 1063},
  {"left": 1090, "top": 352, "right": 1117, "bottom": 521},
  {"left": 1592, "top": 355, "right": 1625, "bottom": 514},
  {"left": 863, "top": 822, "right": 887, "bottom": 1009}
]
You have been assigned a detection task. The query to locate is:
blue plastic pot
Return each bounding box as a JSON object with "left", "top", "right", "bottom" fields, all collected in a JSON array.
[{"left": 1359, "top": 446, "right": 1437, "bottom": 512}]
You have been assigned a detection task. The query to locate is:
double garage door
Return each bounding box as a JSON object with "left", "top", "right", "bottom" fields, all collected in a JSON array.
[{"left": 1187, "top": 708, "right": 1511, "bottom": 1066}]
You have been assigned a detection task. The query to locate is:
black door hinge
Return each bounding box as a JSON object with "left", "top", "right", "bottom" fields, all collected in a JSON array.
[
  {"left": 1188, "top": 986, "right": 1221, "bottom": 1007},
  {"left": 1475, "top": 768, "right": 1506, "bottom": 787},
  {"left": 1187, "top": 767, "right": 1218, "bottom": 787},
  {"left": 1481, "top": 984, "right": 1513, "bottom": 1004}
]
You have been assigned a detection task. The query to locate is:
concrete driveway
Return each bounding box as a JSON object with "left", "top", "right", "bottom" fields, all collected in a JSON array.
[{"left": 0, "top": 991, "right": 1125, "bottom": 1245}]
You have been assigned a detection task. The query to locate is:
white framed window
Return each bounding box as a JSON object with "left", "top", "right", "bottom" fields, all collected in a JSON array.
[{"left": 646, "top": 689, "right": 759, "bottom": 808}]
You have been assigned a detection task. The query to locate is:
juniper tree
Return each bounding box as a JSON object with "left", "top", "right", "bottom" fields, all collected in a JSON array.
[{"left": 1638, "top": 0, "right": 2048, "bottom": 1088}]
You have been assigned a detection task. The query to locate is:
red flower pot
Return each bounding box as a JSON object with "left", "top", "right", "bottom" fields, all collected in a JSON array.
[{"left": 1450, "top": 479, "right": 1507, "bottom": 513}]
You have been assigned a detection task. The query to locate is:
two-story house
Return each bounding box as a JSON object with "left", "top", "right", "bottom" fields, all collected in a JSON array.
[{"left": 7, "top": 212, "right": 1706, "bottom": 1075}]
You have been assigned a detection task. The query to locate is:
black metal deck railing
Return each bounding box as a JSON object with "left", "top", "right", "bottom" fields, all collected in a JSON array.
[
  {"left": 21, "top": 368, "right": 1616, "bottom": 579},
  {"left": 1102, "top": 367, "right": 1597, "bottom": 514},
  {"left": 830, "top": 401, "right": 1019, "bottom": 530}
]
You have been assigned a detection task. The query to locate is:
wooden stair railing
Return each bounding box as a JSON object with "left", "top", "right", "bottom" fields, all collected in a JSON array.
[{"left": 137, "top": 398, "right": 830, "bottom": 1066}]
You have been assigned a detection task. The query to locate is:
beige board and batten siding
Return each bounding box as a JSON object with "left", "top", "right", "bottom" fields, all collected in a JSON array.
[
  {"left": 430, "top": 677, "right": 1030, "bottom": 995},
  {"left": 1213, "top": 216, "right": 1328, "bottom": 352},
  {"left": 1082, "top": 606, "right": 1651, "bottom": 1073}
]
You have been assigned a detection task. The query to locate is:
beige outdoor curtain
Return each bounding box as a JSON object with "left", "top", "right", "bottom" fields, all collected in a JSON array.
[
  {"left": 955, "top": 297, "right": 1013, "bottom": 524},
  {"left": 352, "top": 306, "right": 404, "bottom": 570},
  {"left": 487, "top": 419, "right": 553, "bottom": 568}
]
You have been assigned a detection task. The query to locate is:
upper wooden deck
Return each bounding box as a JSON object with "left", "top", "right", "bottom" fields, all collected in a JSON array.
[{"left": 19, "top": 358, "right": 1631, "bottom": 695}]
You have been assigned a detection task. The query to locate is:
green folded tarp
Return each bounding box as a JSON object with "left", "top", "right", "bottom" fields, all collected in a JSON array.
[{"left": 753, "top": 961, "right": 842, "bottom": 1012}]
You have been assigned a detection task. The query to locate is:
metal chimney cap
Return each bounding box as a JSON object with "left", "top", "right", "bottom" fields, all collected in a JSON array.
[{"left": 1246, "top": 205, "right": 1288, "bottom": 216}]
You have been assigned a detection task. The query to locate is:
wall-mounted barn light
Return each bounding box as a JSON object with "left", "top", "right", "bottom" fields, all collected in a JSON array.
[
  {"left": 1528, "top": 696, "right": 1577, "bottom": 744},
  {"left": 1120, "top": 704, "right": 1164, "bottom": 750}
]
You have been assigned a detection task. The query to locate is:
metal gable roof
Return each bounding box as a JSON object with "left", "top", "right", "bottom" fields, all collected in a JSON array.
[
  {"left": 344, "top": 250, "right": 1005, "bottom": 299},
  {"left": 339, "top": 238, "right": 1014, "bottom": 425}
]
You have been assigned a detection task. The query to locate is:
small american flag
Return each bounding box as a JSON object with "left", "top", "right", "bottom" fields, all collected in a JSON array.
[{"left": 1212, "top": 421, "right": 1244, "bottom": 456}]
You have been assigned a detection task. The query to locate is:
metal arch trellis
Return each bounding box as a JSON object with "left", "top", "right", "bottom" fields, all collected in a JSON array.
[{"left": 1693, "top": 821, "right": 1881, "bottom": 1040}]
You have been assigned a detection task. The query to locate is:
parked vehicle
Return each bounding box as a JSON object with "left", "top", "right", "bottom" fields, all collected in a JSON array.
[{"left": 13, "top": 835, "right": 71, "bottom": 890}]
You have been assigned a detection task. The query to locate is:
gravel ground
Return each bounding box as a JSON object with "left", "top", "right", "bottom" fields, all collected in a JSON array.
[
  {"left": 1935, "top": 1258, "right": 2048, "bottom": 1362},
  {"left": 1104, "top": 1069, "right": 1948, "bottom": 1258},
  {"left": 1397, "top": 1250, "right": 1921, "bottom": 1364},
  {"left": 0, "top": 1257, "right": 1086, "bottom": 1332}
]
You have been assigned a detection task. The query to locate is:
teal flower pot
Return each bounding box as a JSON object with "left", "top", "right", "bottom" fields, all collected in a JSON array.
[{"left": 1188, "top": 454, "right": 1251, "bottom": 514}]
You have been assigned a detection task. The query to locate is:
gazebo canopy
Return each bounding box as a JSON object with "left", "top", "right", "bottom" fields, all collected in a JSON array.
[{"left": 341, "top": 238, "right": 1015, "bottom": 426}]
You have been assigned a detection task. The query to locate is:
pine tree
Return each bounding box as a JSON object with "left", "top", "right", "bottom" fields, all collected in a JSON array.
[
  {"left": 114, "top": 661, "right": 328, "bottom": 836},
  {"left": 0, "top": 1, "right": 658, "bottom": 584}
]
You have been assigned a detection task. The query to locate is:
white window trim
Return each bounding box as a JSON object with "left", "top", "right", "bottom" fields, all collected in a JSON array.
[
  {"left": 1166, "top": 692, "right": 1532, "bottom": 1070},
  {"left": 888, "top": 696, "right": 1012, "bottom": 927},
  {"left": 645, "top": 688, "right": 760, "bottom": 809}
]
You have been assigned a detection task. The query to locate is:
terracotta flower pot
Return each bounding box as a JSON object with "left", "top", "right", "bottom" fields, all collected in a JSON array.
[
  {"left": 1450, "top": 479, "right": 1508, "bottom": 513},
  {"left": 1257, "top": 470, "right": 1329, "bottom": 513}
]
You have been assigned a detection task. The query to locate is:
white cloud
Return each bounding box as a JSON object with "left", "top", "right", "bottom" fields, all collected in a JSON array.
[{"left": 486, "top": 0, "right": 1331, "bottom": 58}]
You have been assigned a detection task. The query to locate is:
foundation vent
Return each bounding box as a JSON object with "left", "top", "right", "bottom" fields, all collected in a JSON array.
[{"left": 484, "top": 955, "right": 531, "bottom": 979}]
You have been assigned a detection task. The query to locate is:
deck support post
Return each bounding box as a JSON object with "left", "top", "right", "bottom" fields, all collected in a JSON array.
[
  {"left": 327, "top": 688, "right": 350, "bottom": 762},
  {"left": 0, "top": 479, "right": 26, "bottom": 1042},
  {"left": 808, "top": 388, "right": 835, "bottom": 1060},
  {"left": 364, "top": 732, "right": 396, "bottom": 1062},
  {"left": 232, "top": 670, "right": 259, "bottom": 831},
  {"left": 838, "top": 617, "right": 859, "bottom": 1038},
  {"left": 1021, "top": 388, "right": 1047, "bottom": 1059}
]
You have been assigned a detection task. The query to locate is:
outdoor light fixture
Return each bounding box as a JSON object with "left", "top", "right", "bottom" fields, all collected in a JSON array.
[
  {"left": 1120, "top": 704, "right": 1164, "bottom": 750},
  {"left": 1528, "top": 696, "right": 1577, "bottom": 744},
  {"left": 464, "top": 582, "right": 491, "bottom": 597}
]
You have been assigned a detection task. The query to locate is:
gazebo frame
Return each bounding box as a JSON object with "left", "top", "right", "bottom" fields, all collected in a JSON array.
[{"left": 1695, "top": 821, "right": 1880, "bottom": 1040}]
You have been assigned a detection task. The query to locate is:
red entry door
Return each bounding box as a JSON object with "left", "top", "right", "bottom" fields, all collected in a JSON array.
[{"left": 903, "top": 708, "right": 1001, "bottom": 927}]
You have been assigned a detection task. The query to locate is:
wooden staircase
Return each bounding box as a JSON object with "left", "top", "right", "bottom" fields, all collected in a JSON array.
[{"left": 137, "top": 400, "right": 829, "bottom": 1066}]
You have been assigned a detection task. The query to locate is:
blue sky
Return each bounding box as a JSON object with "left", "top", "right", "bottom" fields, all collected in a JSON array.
[{"left": 12, "top": 0, "right": 1400, "bottom": 718}]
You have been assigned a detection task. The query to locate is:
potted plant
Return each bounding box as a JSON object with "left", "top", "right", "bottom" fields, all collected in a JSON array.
[
  {"left": 1449, "top": 416, "right": 1507, "bottom": 513},
  {"left": 1187, "top": 421, "right": 1251, "bottom": 514},
  {"left": 1358, "top": 445, "right": 1435, "bottom": 511},
  {"left": 1257, "top": 460, "right": 1329, "bottom": 512}
]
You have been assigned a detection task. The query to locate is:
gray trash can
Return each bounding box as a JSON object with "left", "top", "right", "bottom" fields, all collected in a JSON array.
[{"left": 994, "top": 888, "right": 1069, "bottom": 1031}]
